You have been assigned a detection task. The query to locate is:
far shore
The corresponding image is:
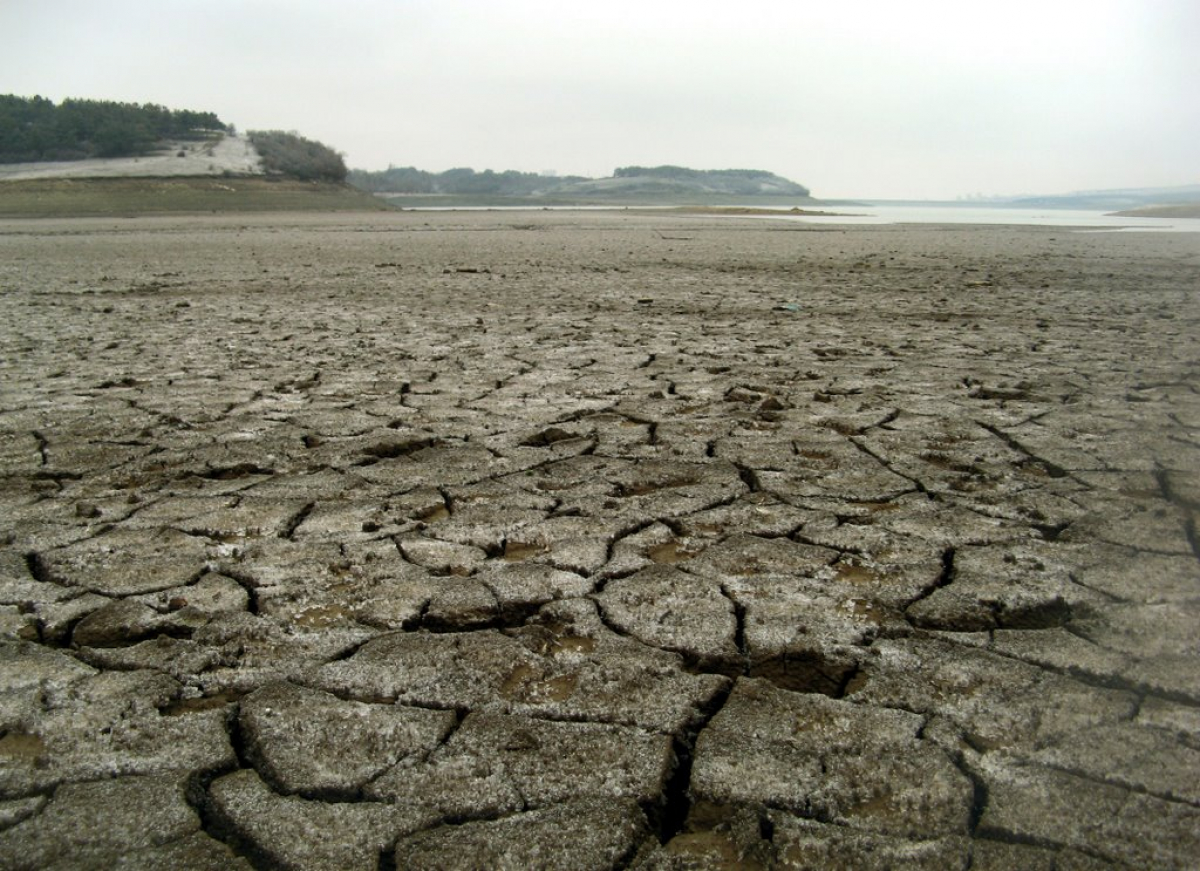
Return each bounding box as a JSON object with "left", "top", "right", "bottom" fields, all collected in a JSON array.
[{"left": 1109, "top": 202, "right": 1200, "bottom": 219}]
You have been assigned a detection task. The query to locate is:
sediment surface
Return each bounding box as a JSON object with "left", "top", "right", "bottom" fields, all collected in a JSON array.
[{"left": 1, "top": 210, "right": 1199, "bottom": 868}]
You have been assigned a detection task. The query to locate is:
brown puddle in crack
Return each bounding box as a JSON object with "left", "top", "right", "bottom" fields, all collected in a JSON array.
[
  {"left": 648, "top": 540, "right": 696, "bottom": 565},
  {"left": 834, "top": 563, "right": 883, "bottom": 584},
  {"left": 500, "top": 665, "right": 579, "bottom": 703},
  {"left": 503, "top": 541, "right": 548, "bottom": 561},
  {"left": 522, "top": 623, "right": 597, "bottom": 656},
  {"left": 162, "top": 690, "right": 243, "bottom": 717},
  {"left": 292, "top": 604, "right": 355, "bottom": 627},
  {"left": 500, "top": 663, "right": 538, "bottom": 697},
  {"left": 416, "top": 504, "right": 450, "bottom": 523},
  {"left": 550, "top": 634, "right": 596, "bottom": 655},
  {"left": 661, "top": 832, "right": 753, "bottom": 867},
  {"left": 842, "top": 792, "right": 901, "bottom": 824},
  {"left": 667, "top": 802, "right": 772, "bottom": 868},
  {"left": 0, "top": 732, "right": 46, "bottom": 760},
  {"left": 846, "top": 598, "right": 887, "bottom": 624},
  {"left": 530, "top": 674, "right": 578, "bottom": 702}
]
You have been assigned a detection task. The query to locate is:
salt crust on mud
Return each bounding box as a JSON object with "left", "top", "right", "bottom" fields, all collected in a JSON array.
[{"left": 0, "top": 211, "right": 1198, "bottom": 868}]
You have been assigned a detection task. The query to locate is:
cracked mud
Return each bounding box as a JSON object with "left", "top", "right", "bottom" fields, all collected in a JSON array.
[{"left": 1, "top": 210, "right": 1199, "bottom": 868}]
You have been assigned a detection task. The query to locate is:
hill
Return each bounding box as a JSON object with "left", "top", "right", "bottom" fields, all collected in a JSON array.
[
  {"left": 570, "top": 166, "right": 810, "bottom": 198},
  {"left": 0, "top": 95, "right": 227, "bottom": 163},
  {"left": 349, "top": 164, "right": 813, "bottom": 204},
  {"left": 0, "top": 96, "right": 366, "bottom": 215}
]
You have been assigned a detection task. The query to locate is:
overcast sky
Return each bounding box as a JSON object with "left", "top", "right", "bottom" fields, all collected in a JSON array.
[{"left": 2, "top": 0, "right": 1196, "bottom": 199}]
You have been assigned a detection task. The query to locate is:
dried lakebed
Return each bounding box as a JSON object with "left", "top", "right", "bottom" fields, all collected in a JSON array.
[{"left": 0, "top": 210, "right": 1198, "bottom": 868}]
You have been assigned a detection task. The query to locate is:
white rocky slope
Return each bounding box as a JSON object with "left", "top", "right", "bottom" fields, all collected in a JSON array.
[{"left": 0, "top": 132, "right": 263, "bottom": 181}]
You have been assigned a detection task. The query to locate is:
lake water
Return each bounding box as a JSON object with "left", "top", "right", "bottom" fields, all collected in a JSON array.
[
  {"left": 409, "top": 202, "right": 1200, "bottom": 232},
  {"left": 749, "top": 204, "right": 1200, "bottom": 233}
]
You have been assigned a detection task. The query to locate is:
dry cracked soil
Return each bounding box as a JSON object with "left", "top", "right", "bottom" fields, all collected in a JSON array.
[{"left": 0, "top": 209, "right": 1199, "bottom": 869}]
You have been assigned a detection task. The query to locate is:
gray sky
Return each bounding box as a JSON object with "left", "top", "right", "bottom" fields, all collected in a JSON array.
[{"left": 3, "top": 0, "right": 1196, "bottom": 199}]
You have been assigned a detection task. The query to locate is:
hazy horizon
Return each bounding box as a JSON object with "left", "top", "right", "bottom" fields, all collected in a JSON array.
[{"left": 2, "top": 0, "right": 1197, "bottom": 200}]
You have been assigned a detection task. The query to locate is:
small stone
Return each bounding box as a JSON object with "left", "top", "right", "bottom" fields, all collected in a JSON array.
[{"left": 72, "top": 599, "right": 166, "bottom": 647}]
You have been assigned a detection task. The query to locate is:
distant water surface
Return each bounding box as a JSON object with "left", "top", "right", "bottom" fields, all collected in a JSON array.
[
  {"left": 753, "top": 204, "right": 1200, "bottom": 232},
  {"left": 409, "top": 202, "right": 1200, "bottom": 232}
]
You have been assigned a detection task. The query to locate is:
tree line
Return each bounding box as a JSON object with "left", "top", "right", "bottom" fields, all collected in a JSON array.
[
  {"left": 347, "top": 166, "right": 586, "bottom": 196},
  {"left": 247, "top": 131, "right": 348, "bottom": 183},
  {"left": 0, "top": 95, "right": 227, "bottom": 162},
  {"left": 348, "top": 164, "right": 810, "bottom": 198}
]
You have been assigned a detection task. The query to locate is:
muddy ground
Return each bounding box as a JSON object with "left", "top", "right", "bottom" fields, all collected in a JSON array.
[{"left": 1, "top": 210, "right": 1199, "bottom": 869}]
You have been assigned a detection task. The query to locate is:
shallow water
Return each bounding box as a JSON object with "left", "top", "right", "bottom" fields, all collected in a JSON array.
[
  {"left": 748, "top": 204, "right": 1200, "bottom": 232},
  {"left": 405, "top": 202, "right": 1200, "bottom": 232}
]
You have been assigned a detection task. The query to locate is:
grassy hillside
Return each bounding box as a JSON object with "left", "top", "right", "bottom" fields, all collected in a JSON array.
[{"left": 0, "top": 176, "right": 391, "bottom": 217}]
